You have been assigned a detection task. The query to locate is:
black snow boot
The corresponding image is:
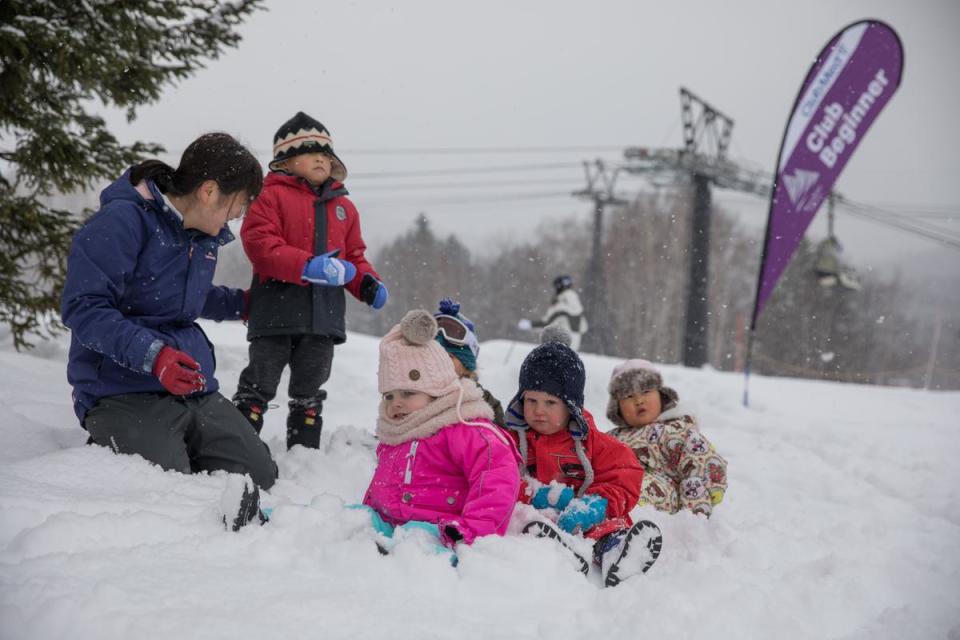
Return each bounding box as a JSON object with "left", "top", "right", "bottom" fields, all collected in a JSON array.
[
  {"left": 221, "top": 475, "right": 267, "bottom": 532},
  {"left": 521, "top": 520, "right": 590, "bottom": 576},
  {"left": 596, "top": 520, "right": 663, "bottom": 587},
  {"left": 286, "top": 404, "right": 322, "bottom": 450},
  {"left": 234, "top": 399, "right": 267, "bottom": 435}
]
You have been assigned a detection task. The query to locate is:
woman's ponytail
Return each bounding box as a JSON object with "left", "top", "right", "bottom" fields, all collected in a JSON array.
[
  {"left": 128, "top": 133, "right": 263, "bottom": 199},
  {"left": 129, "top": 159, "right": 176, "bottom": 192}
]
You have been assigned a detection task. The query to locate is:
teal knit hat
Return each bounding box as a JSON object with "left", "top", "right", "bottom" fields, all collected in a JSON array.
[{"left": 434, "top": 298, "right": 479, "bottom": 372}]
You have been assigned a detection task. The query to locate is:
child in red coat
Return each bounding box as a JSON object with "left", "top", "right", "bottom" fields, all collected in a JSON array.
[
  {"left": 505, "top": 329, "right": 662, "bottom": 587},
  {"left": 234, "top": 112, "right": 387, "bottom": 450}
]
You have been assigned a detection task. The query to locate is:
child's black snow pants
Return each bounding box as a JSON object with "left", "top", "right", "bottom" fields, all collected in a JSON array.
[{"left": 232, "top": 334, "right": 334, "bottom": 450}]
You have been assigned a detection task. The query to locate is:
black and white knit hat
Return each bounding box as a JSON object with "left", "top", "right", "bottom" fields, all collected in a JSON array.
[
  {"left": 269, "top": 111, "right": 347, "bottom": 180},
  {"left": 606, "top": 359, "right": 679, "bottom": 428}
]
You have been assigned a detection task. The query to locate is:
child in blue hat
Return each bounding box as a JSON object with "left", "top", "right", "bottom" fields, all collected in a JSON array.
[{"left": 433, "top": 298, "right": 505, "bottom": 428}]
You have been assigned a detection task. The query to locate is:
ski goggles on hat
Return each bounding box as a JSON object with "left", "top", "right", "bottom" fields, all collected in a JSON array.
[{"left": 436, "top": 315, "right": 480, "bottom": 357}]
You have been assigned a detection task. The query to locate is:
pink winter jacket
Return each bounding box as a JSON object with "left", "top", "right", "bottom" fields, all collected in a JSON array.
[{"left": 363, "top": 420, "right": 522, "bottom": 546}]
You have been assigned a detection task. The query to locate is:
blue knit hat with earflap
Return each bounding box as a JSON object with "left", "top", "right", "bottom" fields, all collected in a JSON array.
[
  {"left": 506, "top": 325, "right": 589, "bottom": 439},
  {"left": 517, "top": 336, "right": 585, "bottom": 412},
  {"left": 434, "top": 298, "right": 480, "bottom": 372},
  {"left": 504, "top": 326, "right": 595, "bottom": 496}
]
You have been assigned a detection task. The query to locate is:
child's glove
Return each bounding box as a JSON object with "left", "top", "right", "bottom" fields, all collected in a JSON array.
[
  {"left": 359, "top": 274, "right": 388, "bottom": 310},
  {"left": 557, "top": 494, "right": 608, "bottom": 534},
  {"left": 440, "top": 523, "right": 464, "bottom": 548},
  {"left": 302, "top": 250, "right": 357, "bottom": 286},
  {"left": 516, "top": 318, "right": 533, "bottom": 331},
  {"left": 531, "top": 485, "right": 574, "bottom": 511}
]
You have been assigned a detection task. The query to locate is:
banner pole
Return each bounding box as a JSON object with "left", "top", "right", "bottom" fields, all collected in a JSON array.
[{"left": 743, "top": 327, "right": 756, "bottom": 407}]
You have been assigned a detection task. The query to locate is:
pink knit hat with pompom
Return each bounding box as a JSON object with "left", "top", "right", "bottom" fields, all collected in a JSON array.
[{"left": 378, "top": 310, "right": 460, "bottom": 397}]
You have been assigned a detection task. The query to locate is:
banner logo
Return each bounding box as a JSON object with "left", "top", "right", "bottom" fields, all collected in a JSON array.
[{"left": 783, "top": 169, "right": 820, "bottom": 208}]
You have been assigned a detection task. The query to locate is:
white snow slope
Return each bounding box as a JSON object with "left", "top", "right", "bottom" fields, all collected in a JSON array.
[{"left": 1, "top": 321, "right": 958, "bottom": 640}]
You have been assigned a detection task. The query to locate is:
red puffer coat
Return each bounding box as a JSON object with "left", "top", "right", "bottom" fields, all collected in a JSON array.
[
  {"left": 241, "top": 172, "right": 380, "bottom": 340},
  {"left": 509, "top": 407, "right": 644, "bottom": 539}
]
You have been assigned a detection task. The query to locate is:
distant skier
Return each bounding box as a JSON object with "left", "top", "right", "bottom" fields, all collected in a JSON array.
[{"left": 518, "top": 275, "right": 589, "bottom": 351}]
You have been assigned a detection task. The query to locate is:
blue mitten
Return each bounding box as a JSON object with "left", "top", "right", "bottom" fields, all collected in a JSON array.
[
  {"left": 531, "top": 485, "right": 574, "bottom": 511},
  {"left": 303, "top": 250, "right": 357, "bottom": 286},
  {"left": 359, "top": 273, "right": 388, "bottom": 310},
  {"left": 557, "top": 494, "right": 608, "bottom": 534}
]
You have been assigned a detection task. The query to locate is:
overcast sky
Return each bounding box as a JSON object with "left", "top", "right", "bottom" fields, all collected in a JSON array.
[{"left": 104, "top": 0, "right": 960, "bottom": 280}]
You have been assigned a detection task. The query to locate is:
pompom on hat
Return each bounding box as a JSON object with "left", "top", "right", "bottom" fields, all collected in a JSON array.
[
  {"left": 518, "top": 326, "right": 585, "bottom": 410},
  {"left": 538, "top": 323, "right": 571, "bottom": 348},
  {"left": 269, "top": 111, "right": 347, "bottom": 181},
  {"left": 378, "top": 310, "right": 460, "bottom": 397},
  {"left": 605, "top": 359, "right": 679, "bottom": 428}
]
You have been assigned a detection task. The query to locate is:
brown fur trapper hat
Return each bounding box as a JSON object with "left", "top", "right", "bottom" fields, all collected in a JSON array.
[{"left": 606, "top": 359, "right": 678, "bottom": 428}]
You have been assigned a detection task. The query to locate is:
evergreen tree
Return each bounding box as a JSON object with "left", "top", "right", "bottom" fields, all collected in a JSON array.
[{"left": 0, "top": 0, "right": 264, "bottom": 348}]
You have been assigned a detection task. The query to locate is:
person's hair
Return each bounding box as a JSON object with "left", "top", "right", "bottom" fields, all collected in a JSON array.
[{"left": 129, "top": 132, "right": 263, "bottom": 199}]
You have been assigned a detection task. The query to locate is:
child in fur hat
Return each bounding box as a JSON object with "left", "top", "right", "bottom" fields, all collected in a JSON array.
[
  {"left": 607, "top": 359, "right": 728, "bottom": 518},
  {"left": 360, "top": 310, "right": 521, "bottom": 557},
  {"left": 505, "top": 330, "right": 661, "bottom": 586},
  {"left": 433, "top": 298, "right": 506, "bottom": 428}
]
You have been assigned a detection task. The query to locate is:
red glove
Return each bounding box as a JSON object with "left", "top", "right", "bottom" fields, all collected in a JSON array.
[{"left": 152, "top": 346, "right": 205, "bottom": 395}]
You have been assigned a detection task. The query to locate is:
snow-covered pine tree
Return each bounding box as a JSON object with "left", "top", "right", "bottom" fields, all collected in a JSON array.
[{"left": 0, "top": 0, "right": 264, "bottom": 348}]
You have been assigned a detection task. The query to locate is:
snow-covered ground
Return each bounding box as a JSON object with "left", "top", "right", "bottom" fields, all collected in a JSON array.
[{"left": 1, "top": 320, "right": 958, "bottom": 640}]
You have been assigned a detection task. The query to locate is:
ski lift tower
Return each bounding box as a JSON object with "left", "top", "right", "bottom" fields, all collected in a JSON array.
[
  {"left": 622, "top": 87, "right": 770, "bottom": 367},
  {"left": 573, "top": 160, "right": 629, "bottom": 355}
]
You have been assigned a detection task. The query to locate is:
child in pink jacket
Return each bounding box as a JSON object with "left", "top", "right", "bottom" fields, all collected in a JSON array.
[{"left": 360, "top": 310, "right": 521, "bottom": 560}]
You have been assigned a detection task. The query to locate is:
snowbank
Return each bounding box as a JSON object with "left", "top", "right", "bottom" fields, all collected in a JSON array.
[{"left": 1, "top": 321, "right": 958, "bottom": 640}]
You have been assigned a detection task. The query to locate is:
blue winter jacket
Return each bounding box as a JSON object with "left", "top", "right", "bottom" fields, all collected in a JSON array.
[{"left": 61, "top": 171, "right": 245, "bottom": 424}]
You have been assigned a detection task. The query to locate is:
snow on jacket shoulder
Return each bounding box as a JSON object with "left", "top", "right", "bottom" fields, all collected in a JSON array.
[
  {"left": 363, "top": 420, "right": 521, "bottom": 545},
  {"left": 608, "top": 406, "right": 728, "bottom": 514},
  {"left": 240, "top": 172, "right": 380, "bottom": 340},
  {"left": 508, "top": 408, "right": 643, "bottom": 521},
  {"left": 61, "top": 171, "right": 244, "bottom": 423}
]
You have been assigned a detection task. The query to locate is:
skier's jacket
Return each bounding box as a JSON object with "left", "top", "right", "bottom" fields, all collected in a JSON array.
[
  {"left": 537, "top": 289, "right": 588, "bottom": 335},
  {"left": 240, "top": 172, "right": 379, "bottom": 342},
  {"left": 363, "top": 420, "right": 521, "bottom": 546},
  {"left": 506, "top": 405, "right": 644, "bottom": 539},
  {"left": 61, "top": 171, "right": 245, "bottom": 424}
]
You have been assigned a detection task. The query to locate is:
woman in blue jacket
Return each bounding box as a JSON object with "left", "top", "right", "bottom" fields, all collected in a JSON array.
[{"left": 61, "top": 133, "right": 277, "bottom": 529}]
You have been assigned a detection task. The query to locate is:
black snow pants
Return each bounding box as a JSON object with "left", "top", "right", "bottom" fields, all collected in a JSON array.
[
  {"left": 84, "top": 391, "right": 278, "bottom": 490},
  {"left": 232, "top": 334, "right": 334, "bottom": 449}
]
